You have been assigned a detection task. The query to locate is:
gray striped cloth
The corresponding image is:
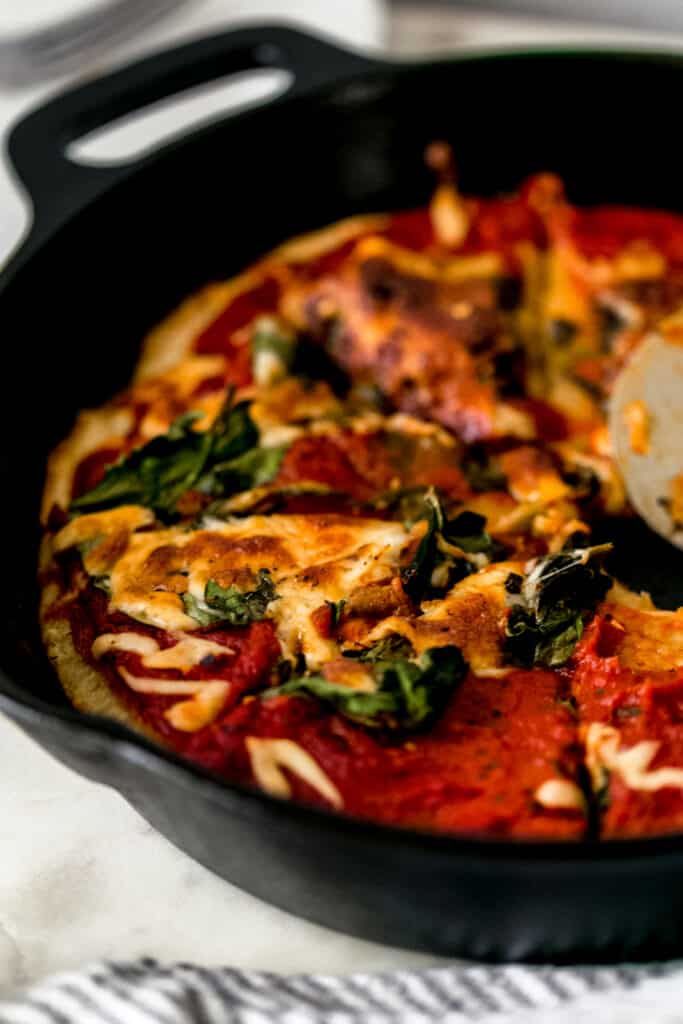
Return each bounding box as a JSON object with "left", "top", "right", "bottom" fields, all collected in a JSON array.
[{"left": 0, "top": 959, "right": 681, "bottom": 1023}]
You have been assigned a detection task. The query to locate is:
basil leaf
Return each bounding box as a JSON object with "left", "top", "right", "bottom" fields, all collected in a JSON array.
[
  {"left": 201, "top": 445, "right": 287, "bottom": 497},
  {"left": 183, "top": 570, "right": 277, "bottom": 627},
  {"left": 325, "top": 600, "right": 347, "bottom": 628},
  {"left": 400, "top": 491, "right": 498, "bottom": 602},
  {"left": 444, "top": 510, "right": 498, "bottom": 556},
  {"left": 263, "top": 644, "right": 467, "bottom": 733},
  {"left": 71, "top": 390, "right": 283, "bottom": 521},
  {"left": 400, "top": 491, "right": 444, "bottom": 601},
  {"left": 504, "top": 542, "right": 612, "bottom": 668},
  {"left": 343, "top": 633, "right": 414, "bottom": 662}
]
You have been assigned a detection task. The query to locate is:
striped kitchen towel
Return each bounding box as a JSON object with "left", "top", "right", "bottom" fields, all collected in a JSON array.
[{"left": 1, "top": 959, "right": 682, "bottom": 1023}]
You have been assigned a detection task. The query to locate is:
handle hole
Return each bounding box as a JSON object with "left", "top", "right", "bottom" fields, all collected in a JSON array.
[{"left": 67, "top": 67, "right": 292, "bottom": 166}]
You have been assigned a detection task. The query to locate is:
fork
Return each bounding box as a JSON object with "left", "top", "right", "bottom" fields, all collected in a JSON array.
[{"left": 0, "top": 0, "right": 195, "bottom": 89}]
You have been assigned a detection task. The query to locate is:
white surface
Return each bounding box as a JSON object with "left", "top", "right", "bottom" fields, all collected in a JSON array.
[{"left": 0, "top": 716, "right": 441, "bottom": 987}]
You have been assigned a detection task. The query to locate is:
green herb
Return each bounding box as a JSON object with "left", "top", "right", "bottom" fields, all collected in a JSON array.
[
  {"left": 400, "top": 490, "right": 500, "bottom": 602},
  {"left": 200, "top": 444, "right": 287, "bottom": 498},
  {"left": 263, "top": 644, "right": 467, "bottom": 733},
  {"left": 343, "top": 633, "right": 415, "bottom": 662},
  {"left": 325, "top": 600, "right": 347, "bottom": 628},
  {"left": 70, "top": 390, "right": 284, "bottom": 521},
  {"left": 182, "top": 570, "right": 277, "bottom": 627},
  {"left": 504, "top": 541, "right": 613, "bottom": 668}
]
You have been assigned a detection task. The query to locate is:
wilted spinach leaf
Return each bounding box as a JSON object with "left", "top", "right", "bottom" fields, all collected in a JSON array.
[
  {"left": 71, "top": 390, "right": 284, "bottom": 521},
  {"left": 263, "top": 644, "right": 467, "bottom": 733},
  {"left": 400, "top": 491, "right": 500, "bottom": 602},
  {"left": 182, "top": 570, "right": 277, "bottom": 627},
  {"left": 343, "top": 633, "right": 415, "bottom": 663},
  {"left": 504, "top": 540, "right": 613, "bottom": 668}
]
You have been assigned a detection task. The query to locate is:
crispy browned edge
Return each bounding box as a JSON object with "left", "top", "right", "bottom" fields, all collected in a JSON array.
[
  {"left": 39, "top": 214, "right": 388, "bottom": 730},
  {"left": 38, "top": 537, "right": 161, "bottom": 741}
]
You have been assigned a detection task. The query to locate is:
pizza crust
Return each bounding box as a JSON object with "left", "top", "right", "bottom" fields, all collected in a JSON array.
[{"left": 40, "top": 613, "right": 161, "bottom": 746}]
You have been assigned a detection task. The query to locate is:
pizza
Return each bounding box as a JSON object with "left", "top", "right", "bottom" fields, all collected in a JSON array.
[{"left": 39, "top": 144, "right": 683, "bottom": 840}]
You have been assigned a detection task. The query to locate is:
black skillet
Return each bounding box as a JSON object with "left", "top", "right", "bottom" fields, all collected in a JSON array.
[{"left": 2, "top": 25, "right": 683, "bottom": 963}]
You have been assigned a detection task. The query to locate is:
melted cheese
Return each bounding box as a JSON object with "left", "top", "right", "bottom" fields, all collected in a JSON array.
[
  {"left": 429, "top": 182, "right": 469, "bottom": 248},
  {"left": 605, "top": 602, "right": 683, "bottom": 672},
  {"left": 245, "top": 737, "right": 343, "bottom": 808},
  {"left": 534, "top": 779, "right": 586, "bottom": 811},
  {"left": 142, "top": 636, "right": 234, "bottom": 671},
  {"left": 164, "top": 682, "right": 229, "bottom": 732},
  {"left": 75, "top": 514, "right": 408, "bottom": 667},
  {"left": 584, "top": 723, "right": 683, "bottom": 794},
  {"left": 53, "top": 506, "right": 153, "bottom": 556},
  {"left": 92, "top": 633, "right": 159, "bottom": 659},
  {"left": 117, "top": 666, "right": 224, "bottom": 695},
  {"left": 500, "top": 446, "right": 570, "bottom": 504},
  {"left": 365, "top": 562, "right": 519, "bottom": 672}
]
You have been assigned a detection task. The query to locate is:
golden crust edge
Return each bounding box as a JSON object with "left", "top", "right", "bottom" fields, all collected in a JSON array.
[{"left": 39, "top": 540, "right": 162, "bottom": 743}]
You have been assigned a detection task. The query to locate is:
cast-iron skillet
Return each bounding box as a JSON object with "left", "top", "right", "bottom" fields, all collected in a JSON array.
[{"left": 3, "top": 25, "right": 683, "bottom": 963}]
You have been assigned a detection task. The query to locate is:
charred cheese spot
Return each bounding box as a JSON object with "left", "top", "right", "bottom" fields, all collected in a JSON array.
[{"left": 364, "top": 563, "right": 519, "bottom": 673}]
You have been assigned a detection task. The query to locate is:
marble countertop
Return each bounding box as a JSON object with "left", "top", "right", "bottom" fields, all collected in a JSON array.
[{"left": 3, "top": 0, "right": 683, "bottom": 990}]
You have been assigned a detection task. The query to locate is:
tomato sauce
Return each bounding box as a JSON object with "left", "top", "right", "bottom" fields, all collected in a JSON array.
[
  {"left": 568, "top": 207, "right": 683, "bottom": 266},
  {"left": 276, "top": 431, "right": 471, "bottom": 505},
  {"left": 193, "top": 276, "right": 280, "bottom": 374},
  {"left": 179, "top": 667, "right": 584, "bottom": 838},
  {"left": 572, "top": 617, "right": 683, "bottom": 837}
]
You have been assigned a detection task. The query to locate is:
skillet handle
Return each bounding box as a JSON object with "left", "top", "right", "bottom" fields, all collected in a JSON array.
[{"left": 5, "top": 25, "right": 381, "bottom": 263}]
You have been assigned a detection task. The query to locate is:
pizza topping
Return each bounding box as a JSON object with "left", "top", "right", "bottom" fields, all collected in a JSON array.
[
  {"left": 534, "top": 778, "right": 586, "bottom": 811},
  {"left": 70, "top": 390, "right": 285, "bottom": 521},
  {"left": 164, "top": 682, "right": 230, "bottom": 732},
  {"left": 91, "top": 632, "right": 160, "bottom": 659},
  {"left": 141, "top": 635, "right": 235, "bottom": 671},
  {"left": 117, "top": 667, "right": 216, "bottom": 695},
  {"left": 584, "top": 723, "right": 683, "bottom": 794},
  {"left": 504, "top": 540, "right": 613, "bottom": 668},
  {"left": 182, "top": 572, "right": 277, "bottom": 628},
  {"left": 425, "top": 142, "right": 470, "bottom": 248},
  {"left": 263, "top": 644, "right": 467, "bottom": 733},
  {"left": 245, "top": 737, "right": 343, "bottom": 808},
  {"left": 400, "top": 490, "right": 498, "bottom": 602}
]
